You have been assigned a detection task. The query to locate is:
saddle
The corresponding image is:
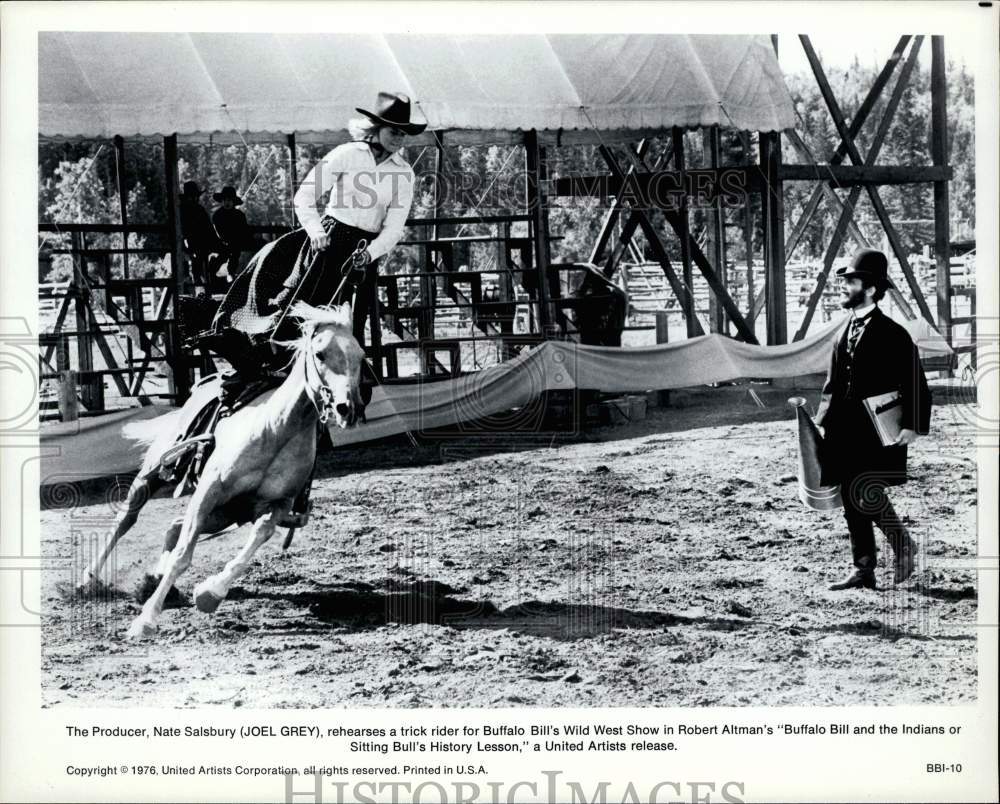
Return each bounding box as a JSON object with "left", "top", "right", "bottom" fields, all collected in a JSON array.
[
  {"left": 156, "top": 370, "right": 286, "bottom": 497},
  {"left": 163, "top": 326, "right": 319, "bottom": 530}
]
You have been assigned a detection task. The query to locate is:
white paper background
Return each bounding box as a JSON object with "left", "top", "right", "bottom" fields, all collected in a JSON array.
[{"left": 1, "top": 2, "right": 997, "bottom": 802}]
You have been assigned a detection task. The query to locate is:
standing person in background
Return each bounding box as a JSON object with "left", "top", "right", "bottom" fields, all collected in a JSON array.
[
  {"left": 210, "top": 186, "right": 252, "bottom": 290},
  {"left": 179, "top": 181, "right": 224, "bottom": 290},
  {"left": 813, "top": 249, "right": 931, "bottom": 591}
]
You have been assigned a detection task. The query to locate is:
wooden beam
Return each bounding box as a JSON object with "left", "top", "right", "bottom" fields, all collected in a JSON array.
[
  {"left": 71, "top": 233, "right": 99, "bottom": 410},
  {"left": 704, "top": 126, "right": 727, "bottom": 334},
  {"left": 931, "top": 35, "right": 952, "bottom": 349},
  {"left": 596, "top": 145, "right": 707, "bottom": 337},
  {"left": 524, "top": 130, "right": 553, "bottom": 334},
  {"left": 778, "top": 164, "right": 953, "bottom": 184},
  {"left": 632, "top": 214, "right": 705, "bottom": 338},
  {"left": 793, "top": 37, "right": 924, "bottom": 339},
  {"left": 661, "top": 206, "right": 759, "bottom": 344},
  {"left": 671, "top": 128, "right": 697, "bottom": 339},
  {"left": 589, "top": 139, "right": 654, "bottom": 264},
  {"left": 551, "top": 164, "right": 950, "bottom": 201},
  {"left": 784, "top": 36, "right": 910, "bottom": 261},
  {"left": 760, "top": 130, "right": 786, "bottom": 345},
  {"left": 800, "top": 35, "right": 935, "bottom": 324},
  {"left": 113, "top": 135, "right": 130, "bottom": 279},
  {"left": 784, "top": 130, "right": 868, "bottom": 249}
]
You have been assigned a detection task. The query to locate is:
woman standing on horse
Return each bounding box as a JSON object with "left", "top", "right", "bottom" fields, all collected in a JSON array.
[{"left": 204, "top": 92, "right": 426, "bottom": 385}]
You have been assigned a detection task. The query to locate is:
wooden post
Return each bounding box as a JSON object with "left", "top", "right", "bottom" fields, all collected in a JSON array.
[
  {"left": 113, "top": 135, "right": 130, "bottom": 279},
  {"left": 672, "top": 128, "right": 696, "bottom": 338},
  {"left": 57, "top": 370, "right": 78, "bottom": 422},
  {"left": 742, "top": 132, "right": 755, "bottom": 320},
  {"left": 163, "top": 134, "right": 191, "bottom": 405},
  {"left": 930, "top": 35, "right": 952, "bottom": 355},
  {"left": 703, "top": 126, "right": 727, "bottom": 334},
  {"left": 655, "top": 311, "right": 670, "bottom": 407},
  {"left": 759, "top": 130, "right": 787, "bottom": 345},
  {"left": 71, "top": 231, "right": 100, "bottom": 410},
  {"left": 524, "top": 129, "right": 553, "bottom": 334}
]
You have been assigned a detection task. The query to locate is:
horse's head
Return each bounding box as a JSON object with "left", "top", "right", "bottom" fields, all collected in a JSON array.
[{"left": 287, "top": 301, "right": 369, "bottom": 428}]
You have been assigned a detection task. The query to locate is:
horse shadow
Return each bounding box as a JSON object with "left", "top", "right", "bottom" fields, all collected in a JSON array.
[{"left": 224, "top": 578, "right": 754, "bottom": 640}]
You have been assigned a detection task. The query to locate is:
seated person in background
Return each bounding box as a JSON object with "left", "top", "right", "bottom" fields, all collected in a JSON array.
[
  {"left": 569, "top": 264, "right": 628, "bottom": 346},
  {"left": 210, "top": 186, "right": 252, "bottom": 288},
  {"left": 179, "top": 181, "right": 225, "bottom": 290}
]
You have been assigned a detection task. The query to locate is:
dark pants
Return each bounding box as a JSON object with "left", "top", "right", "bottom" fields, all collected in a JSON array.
[{"left": 840, "top": 468, "right": 909, "bottom": 571}]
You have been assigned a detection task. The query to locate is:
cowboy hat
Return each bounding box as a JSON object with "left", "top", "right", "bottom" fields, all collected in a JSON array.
[
  {"left": 213, "top": 186, "right": 244, "bottom": 206},
  {"left": 356, "top": 92, "right": 427, "bottom": 135},
  {"left": 836, "top": 248, "right": 889, "bottom": 288}
]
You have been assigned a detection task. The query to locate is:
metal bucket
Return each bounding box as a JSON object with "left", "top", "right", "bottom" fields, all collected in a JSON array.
[{"left": 788, "top": 396, "right": 843, "bottom": 511}]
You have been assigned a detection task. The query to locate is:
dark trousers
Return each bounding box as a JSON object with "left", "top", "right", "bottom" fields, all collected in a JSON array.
[{"left": 841, "top": 468, "right": 909, "bottom": 571}]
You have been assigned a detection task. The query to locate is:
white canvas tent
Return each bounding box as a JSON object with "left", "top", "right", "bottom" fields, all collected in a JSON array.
[{"left": 39, "top": 32, "right": 796, "bottom": 140}]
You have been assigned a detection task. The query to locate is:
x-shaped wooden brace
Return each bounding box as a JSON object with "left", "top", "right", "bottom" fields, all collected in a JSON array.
[
  {"left": 799, "top": 34, "right": 936, "bottom": 327},
  {"left": 791, "top": 35, "right": 926, "bottom": 340}
]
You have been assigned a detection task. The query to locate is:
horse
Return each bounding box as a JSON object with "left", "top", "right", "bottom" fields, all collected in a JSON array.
[{"left": 75, "top": 302, "right": 367, "bottom": 639}]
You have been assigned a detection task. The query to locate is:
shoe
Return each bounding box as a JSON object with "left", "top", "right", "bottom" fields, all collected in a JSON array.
[
  {"left": 894, "top": 536, "right": 917, "bottom": 584},
  {"left": 829, "top": 569, "right": 876, "bottom": 591}
]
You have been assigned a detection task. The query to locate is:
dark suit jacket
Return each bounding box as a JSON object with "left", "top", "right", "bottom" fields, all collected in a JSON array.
[{"left": 814, "top": 306, "right": 931, "bottom": 487}]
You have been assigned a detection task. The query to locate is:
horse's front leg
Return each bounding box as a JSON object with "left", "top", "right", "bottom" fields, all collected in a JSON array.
[
  {"left": 192, "top": 503, "right": 283, "bottom": 614},
  {"left": 125, "top": 486, "right": 223, "bottom": 639}
]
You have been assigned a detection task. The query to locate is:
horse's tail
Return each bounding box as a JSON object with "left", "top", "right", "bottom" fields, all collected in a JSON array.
[{"left": 122, "top": 410, "right": 183, "bottom": 447}]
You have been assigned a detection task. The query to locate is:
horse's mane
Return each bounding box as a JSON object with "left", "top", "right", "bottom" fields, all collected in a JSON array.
[{"left": 271, "top": 301, "right": 354, "bottom": 365}]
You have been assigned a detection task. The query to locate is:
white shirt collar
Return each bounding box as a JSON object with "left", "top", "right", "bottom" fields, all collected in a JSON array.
[
  {"left": 356, "top": 140, "right": 408, "bottom": 169},
  {"left": 851, "top": 303, "right": 877, "bottom": 323}
]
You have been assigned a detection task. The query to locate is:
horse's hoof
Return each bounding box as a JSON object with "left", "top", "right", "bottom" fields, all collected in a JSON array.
[
  {"left": 134, "top": 573, "right": 183, "bottom": 607},
  {"left": 125, "top": 616, "right": 157, "bottom": 640},
  {"left": 193, "top": 582, "right": 225, "bottom": 614}
]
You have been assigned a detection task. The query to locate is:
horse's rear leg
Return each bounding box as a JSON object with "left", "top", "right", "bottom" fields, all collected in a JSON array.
[
  {"left": 193, "top": 505, "right": 281, "bottom": 614},
  {"left": 76, "top": 473, "right": 162, "bottom": 596}
]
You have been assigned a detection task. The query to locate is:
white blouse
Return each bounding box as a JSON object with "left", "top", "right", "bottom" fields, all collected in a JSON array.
[{"left": 293, "top": 140, "right": 415, "bottom": 260}]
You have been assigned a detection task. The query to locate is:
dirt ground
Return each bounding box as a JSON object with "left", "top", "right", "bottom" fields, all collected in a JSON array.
[{"left": 40, "top": 383, "right": 979, "bottom": 708}]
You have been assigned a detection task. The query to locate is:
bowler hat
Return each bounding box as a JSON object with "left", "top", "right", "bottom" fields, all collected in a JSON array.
[
  {"left": 356, "top": 92, "right": 427, "bottom": 135},
  {"left": 837, "top": 248, "right": 889, "bottom": 288},
  {"left": 213, "top": 186, "right": 244, "bottom": 206}
]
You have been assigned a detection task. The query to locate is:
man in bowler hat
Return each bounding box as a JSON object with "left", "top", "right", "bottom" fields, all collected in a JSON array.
[{"left": 814, "top": 248, "right": 931, "bottom": 590}]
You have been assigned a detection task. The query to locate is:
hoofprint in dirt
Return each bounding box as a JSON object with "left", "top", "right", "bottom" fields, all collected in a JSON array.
[{"left": 40, "top": 386, "right": 978, "bottom": 708}]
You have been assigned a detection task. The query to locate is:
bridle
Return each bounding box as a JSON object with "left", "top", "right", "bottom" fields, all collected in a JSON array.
[
  {"left": 270, "top": 237, "right": 370, "bottom": 426},
  {"left": 301, "top": 329, "right": 343, "bottom": 426}
]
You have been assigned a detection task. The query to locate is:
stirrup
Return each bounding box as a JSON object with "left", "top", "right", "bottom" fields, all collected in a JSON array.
[
  {"left": 160, "top": 434, "right": 215, "bottom": 469},
  {"left": 278, "top": 500, "right": 312, "bottom": 529}
]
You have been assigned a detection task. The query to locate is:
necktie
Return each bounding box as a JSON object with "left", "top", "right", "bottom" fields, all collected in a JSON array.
[{"left": 847, "top": 317, "right": 866, "bottom": 356}]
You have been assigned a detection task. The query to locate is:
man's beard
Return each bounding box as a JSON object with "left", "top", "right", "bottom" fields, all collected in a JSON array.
[{"left": 841, "top": 286, "right": 869, "bottom": 309}]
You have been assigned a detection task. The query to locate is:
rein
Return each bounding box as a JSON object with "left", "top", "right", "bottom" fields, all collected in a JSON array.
[
  {"left": 268, "top": 237, "right": 369, "bottom": 349},
  {"left": 302, "top": 333, "right": 338, "bottom": 425}
]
